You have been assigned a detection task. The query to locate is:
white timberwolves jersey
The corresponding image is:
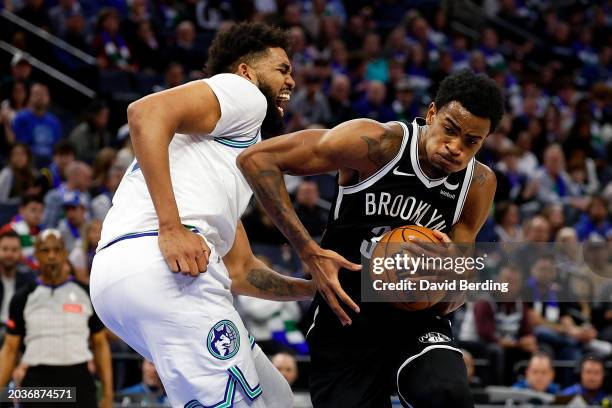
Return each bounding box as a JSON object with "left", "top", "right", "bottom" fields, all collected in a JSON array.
[{"left": 99, "top": 74, "right": 267, "bottom": 257}]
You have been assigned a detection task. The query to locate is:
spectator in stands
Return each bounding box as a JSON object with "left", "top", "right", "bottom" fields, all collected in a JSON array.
[
  {"left": 0, "top": 194, "right": 43, "bottom": 263},
  {"left": 574, "top": 195, "right": 612, "bottom": 241},
  {"left": 92, "top": 7, "right": 134, "bottom": 72},
  {"left": 16, "top": 0, "right": 51, "bottom": 30},
  {"left": 167, "top": 21, "right": 206, "bottom": 77},
  {"left": 39, "top": 140, "right": 75, "bottom": 194},
  {"left": 525, "top": 255, "right": 596, "bottom": 382},
  {"left": 512, "top": 352, "right": 560, "bottom": 394},
  {"left": 392, "top": 78, "right": 420, "bottom": 123},
  {"left": 90, "top": 147, "right": 117, "bottom": 192},
  {"left": 0, "top": 229, "right": 113, "bottom": 407},
  {"left": 293, "top": 180, "right": 328, "bottom": 241},
  {"left": 0, "top": 231, "right": 35, "bottom": 331},
  {"left": 271, "top": 352, "right": 298, "bottom": 386},
  {"left": 0, "top": 54, "right": 32, "bottom": 104},
  {"left": 513, "top": 216, "right": 551, "bottom": 276},
  {"left": 91, "top": 164, "right": 123, "bottom": 221},
  {"left": 352, "top": 80, "right": 396, "bottom": 122},
  {"left": 289, "top": 74, "right": 332, "bottom": 128},
  {"left": 12, "top": 83, "right": 62, "bottom": 167},
  {"left": 69, "top": 219, "right": 101, "bottom": 284},
  {"left": 326, "top": 74, "right": 354, "bottom": 126},
  {"left": 48, "top": 0, "right": 82, "bottom": 37},
  {"left": 493, "top": 202, "right": 523, "bottom": 243},
  {"left": 131, "top": 21, "right": 165, "bottom": 73},
  {"left": 1, "top": 80, "right": 28, "bottom": 147},
  {"left": 531, "top": 144, "right": 587, "bottom": 213},
  {"left": 494, "top": 145, "right": 535, "bottom": 205},
  {"left": 43, "top": 161, "right": 91, "bottom": 228},
  {"left": 120, "top": 359, "right": 168, "bottom": 406},
  {"left": 58, "top": 192, "right": 88, "bottom": 253},
  {"left": 153, "top": 62, "right": 186, "bottom": 93},
  {"left": 0, "top": 143, "right": 40, "bottom": 202},
  {"left": 62, "top": 10, "right": 89, "bottom": 52},
  {"left": 542, "top": 206, "right": 565, "bottom": 244},
  {"left": 69, "top": 100, "right": 112, "bottom": 164},
  {"left": 459, "top": 264, "right": 536, "bottom": 384},
  {"left": 561, "top": 355, "right": 608, "bottom": 405}
]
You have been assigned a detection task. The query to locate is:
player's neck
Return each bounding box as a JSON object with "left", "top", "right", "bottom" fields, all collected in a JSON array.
[{"left": 417, "top": 126, "right": 447, "bottom": 179}]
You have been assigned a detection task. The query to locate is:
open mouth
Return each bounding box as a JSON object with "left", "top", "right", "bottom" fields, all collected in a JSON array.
[{"left": 275, "top": 90, "right": 291, "bottom": 115}]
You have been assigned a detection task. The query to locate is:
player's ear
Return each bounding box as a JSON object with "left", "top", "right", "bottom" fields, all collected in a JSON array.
[
  {"left": 425, "top": 102, "right": 436, "bottom": 125},
  {"left": 237, "top": 63, "right": 258, "bottom": 86}
]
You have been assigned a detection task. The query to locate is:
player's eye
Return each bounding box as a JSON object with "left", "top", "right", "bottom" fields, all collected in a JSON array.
[
  {"left": 466, "top": 139, "right": 479, "bottom": 146},
  {"left": 444, "top": 126, "right": 454, "bottom": 134}
]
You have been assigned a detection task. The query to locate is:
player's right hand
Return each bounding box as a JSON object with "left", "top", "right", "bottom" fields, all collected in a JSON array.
[
  {"left": 159, "top": 224, "right": 210, "bottom": 276},
  {"left": 302, "top": 246, "right": 361, "bottom": 326}
]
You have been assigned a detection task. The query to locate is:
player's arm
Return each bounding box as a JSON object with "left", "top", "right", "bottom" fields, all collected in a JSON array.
[
  {"left": 225, "top": 221, "right": 315, "bottom": 301},
  {"left": 127, "top": 81, "right": 219, "bottom": 276},
  {"left": 0, "top": 334, "right": 21, "bottom": 387},
  {"left": 449, "top": 162, "right": 497, "bottom": 243},
  {"left": 90, "top": 329, "right": 113, "bottom": 408},
  {"left": 238, "top": 119, "right": 404, "bottom": 325},
  {"left": 429, "top": 163, "right": 497, "bottom": 315}
]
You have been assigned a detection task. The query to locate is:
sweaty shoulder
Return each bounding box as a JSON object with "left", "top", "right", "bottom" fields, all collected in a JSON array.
[{"left": 202, "top": 73, "right": 267, "bottom": 138}]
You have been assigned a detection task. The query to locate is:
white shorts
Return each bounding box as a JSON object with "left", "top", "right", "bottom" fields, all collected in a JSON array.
[{"left": 90, "top": 235, "right": 266, "bottom": 408}]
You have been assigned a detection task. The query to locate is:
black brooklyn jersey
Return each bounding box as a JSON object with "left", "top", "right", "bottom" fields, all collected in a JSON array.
[{"left": 307, "top": 118, "right": 476, "bottom": 345}]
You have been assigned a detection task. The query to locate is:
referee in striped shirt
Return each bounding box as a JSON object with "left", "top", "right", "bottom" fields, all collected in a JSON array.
[{"left": 0, "top": 229, "right": 113, "bottom": 407}]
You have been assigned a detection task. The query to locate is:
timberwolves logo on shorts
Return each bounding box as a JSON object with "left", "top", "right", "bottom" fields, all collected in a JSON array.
[
  {"left": 207, "top": 320, "right": 240, "bottom": 360},
  {"left": 418, "top": 332, "right": 451, "bottom": 344}
]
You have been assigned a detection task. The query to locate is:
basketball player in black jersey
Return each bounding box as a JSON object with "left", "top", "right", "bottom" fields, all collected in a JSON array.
[{"left": 238, "top": 70, "right": 504, "bottom": 407}]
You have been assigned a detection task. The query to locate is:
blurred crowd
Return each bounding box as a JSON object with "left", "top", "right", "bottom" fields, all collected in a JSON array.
[{"left": 0, "top": 0, "right": 611, "bottom": 405}]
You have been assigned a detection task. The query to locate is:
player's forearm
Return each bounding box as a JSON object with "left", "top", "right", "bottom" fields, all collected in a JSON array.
[
  {"left": 127, "top": 101, "right": 181, "bottom": 227},
  {"left": 0, "top": 346, "right": 17, "bottom": 388},
  {"left": 92, "top": 335, "right": 113, "bottom": 398},
  {"left": 238, "top": 155, "right": 317, "bottom": 256},
  {"left": 231, "top": 258, "right": 314, "bottom": 301}
]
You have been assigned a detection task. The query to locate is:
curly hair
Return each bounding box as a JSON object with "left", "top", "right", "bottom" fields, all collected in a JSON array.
[
  {"left": 434, "top": 69, "right": 504, "bottom": 132},
  {"left": 206, "top": 22, "right": 290, "bottom": 76}
]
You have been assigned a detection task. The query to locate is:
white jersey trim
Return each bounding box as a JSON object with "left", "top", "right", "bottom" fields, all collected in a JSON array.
[
  {"left": 452, "top": 158, "right": 476, "bottom": 225},
  {"left": 341, "top": 121, "right": 410, "bottom": 195}
]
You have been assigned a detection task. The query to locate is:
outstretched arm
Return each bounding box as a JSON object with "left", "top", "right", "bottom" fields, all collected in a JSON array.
[
  {"left": 237, "top": 119, "right": 405, "bottom": 324},
  {"left": 127, "top": 81, "right": 220, "bottom": 276},
  {"left": 225, "top": 221, "right": 314, "bottom": 301}
]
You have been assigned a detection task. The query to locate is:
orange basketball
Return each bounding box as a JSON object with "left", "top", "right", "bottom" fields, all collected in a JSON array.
[{"left": 369, "top": 225, "right": 447, "bottom": 311}]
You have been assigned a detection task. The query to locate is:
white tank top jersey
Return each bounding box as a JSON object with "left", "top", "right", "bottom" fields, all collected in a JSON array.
[{"left": 98, "top": 73, "right": 267, "bottom": 257}]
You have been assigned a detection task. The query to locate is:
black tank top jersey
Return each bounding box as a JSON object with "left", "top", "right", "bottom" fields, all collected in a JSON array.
[{"left": 307, "top": 118, "right": 476, "bottom": 345}]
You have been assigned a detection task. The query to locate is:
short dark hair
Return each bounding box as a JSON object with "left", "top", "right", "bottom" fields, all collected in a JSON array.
[
  {"left": 20, "top": 193, "right": 43, "bottom": 207},
  {"left": 580, "top": 354, "right": 604, "bottom": 371},
  {"left": 53, "top": 140, "right": 75, "bottom": 156},
  {"left": 434, "top": 69, "right": 504, "bottom": 133},
  {"left": 0, "top": 230, "right": 20, "bottom": 244},
  {"left": 206, "top": 22, "right": 290, "bottom": 76}
]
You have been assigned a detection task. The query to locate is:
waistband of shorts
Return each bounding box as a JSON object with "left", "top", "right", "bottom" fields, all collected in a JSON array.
[
  {"left": 27, "top": 362, "right": 89, "bottom": 372},
  {"left": 97, "top": 224, "right": 201, "bottom": 253}
]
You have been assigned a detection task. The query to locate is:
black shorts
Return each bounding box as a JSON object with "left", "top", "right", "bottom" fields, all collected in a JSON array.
[
  {"left": 308, "top": 314, "right": 473, "bottom": 408},
  {"left": 20, "top": 363, "right": 97, "bottom": 408}
]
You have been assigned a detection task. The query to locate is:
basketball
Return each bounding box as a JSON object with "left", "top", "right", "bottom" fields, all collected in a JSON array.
[{"left": 369, "top": 225, "right": 447, "bottom": 311}]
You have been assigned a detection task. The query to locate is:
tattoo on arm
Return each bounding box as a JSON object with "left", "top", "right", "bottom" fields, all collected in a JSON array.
[
  {"left": 360, "top": 126, "right": 403, "bottom": 169},
  {"left": 473, "top": 171, "right": 488, "bottom": 187},
  {"left": 248, "top": 168, "right": 314, "bottom": 251},
  {"left": 246, "top": 268, "right": 294, "bottom": 297}
]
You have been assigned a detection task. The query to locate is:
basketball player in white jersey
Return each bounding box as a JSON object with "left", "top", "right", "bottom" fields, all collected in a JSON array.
[{"left": 90, "top": 23, "right": 347, "bottom": 408}]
